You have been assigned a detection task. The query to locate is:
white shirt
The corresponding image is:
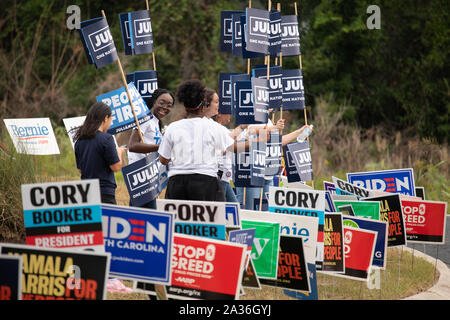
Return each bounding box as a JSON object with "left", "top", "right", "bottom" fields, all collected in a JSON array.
[
  {"left": 128, "top": 116, "right": 162, "bottom": 164},
  {"left": 158, "top": 117, "right": 234, "bottom": 178}
]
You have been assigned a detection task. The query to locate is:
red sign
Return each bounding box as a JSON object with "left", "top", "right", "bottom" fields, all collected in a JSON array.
[
  {"left": 401, "top": 199, "right": 447, "bottom": 243},
  {"left": 168, "top": 234, "right": 246, "bottom": 300},
  {"left": 340, "top": 227, "right": 377, "bottom": 281}
]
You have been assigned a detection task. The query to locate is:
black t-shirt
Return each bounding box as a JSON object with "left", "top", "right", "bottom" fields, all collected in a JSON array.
[{"left": 75, "top": 131, "right": 119, "bottom": 196}]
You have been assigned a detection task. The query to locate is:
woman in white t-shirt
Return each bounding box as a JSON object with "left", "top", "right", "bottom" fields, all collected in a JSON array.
[{"left": 158, "top": 80, "right": 236, "bottom": 201}]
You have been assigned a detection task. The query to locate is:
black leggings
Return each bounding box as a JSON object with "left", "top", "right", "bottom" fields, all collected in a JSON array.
[
  {"left": 101, "top": 193, "right": 117, "bottom": 204},
  {"left": 165, "top": 174, "right": 225, "bottom": 202}
]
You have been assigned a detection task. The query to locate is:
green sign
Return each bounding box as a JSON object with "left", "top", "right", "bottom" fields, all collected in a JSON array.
[
  {"left": 241, "top": 220, "right": 280, "bottom": 280},
  {"left": 334, "top": 200, "right": 380, "bottom": 221}
]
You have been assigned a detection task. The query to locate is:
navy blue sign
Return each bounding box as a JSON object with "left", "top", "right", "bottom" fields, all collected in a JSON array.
[
  {"left": 79, "top": 17, "right": 118, "bottom": 69},
  {"left": 283, "top": 144, "right": 301, "bottom": 182},
  {"left": 119, "top": 10, "right": 153, "bottom": 55},
  {"left": 253, "top": 65, "right": 283, "bottom": 109},
  {"left": 269, "top": 10, "right": 282, "bottom": 57},
  {"left": 240, "top": 15, "right": 265, "bottom": 59},
  {"left": 282, "top": 69, "right": 305, "bottom": 110},
  {"left": 250, "top": 139, "right": 266, "bottom": 187},
  {"left": 230, "top": 74, "right": 250, "bottom": 117},
  {"left": 221, "top": 11, "right": 244, "bottom": 52},
  {"left": 234, "top": 148, "right": 251, "bottom": 187},
  {"left": 251, "top": 77, "right": 269, "bottom": 123},
  {"left": 287, "top": 141, "right": 313, "bottom": 182},
  {"left": 126, "top": 70, "right": 158, "bottom": 105},
  {"left": 0, "top": 255, "right": 21, "bottom": 300},
  {"left": 235, "top": 80, "right": 263, "bottom": 125},
  {"left": 232, "top": 13, "right": 244, "bottom": 56},
  {"left": 280, "top": 15, "right": 301, "bottom": 57},
  {"left": 265, "top": 131, "right": 282, "bottom": 176},
  {"left": 219, "top": 72, "right": 240, "bottom": 114},
  {"left": 246, "top": 8, "right": 270, "bottom": 55},
  {"left": 102, "top": 204, "right": 174, "bottom": 284},
  {"left": 122, "top": 154, "right": 160, "bottom": 207}
]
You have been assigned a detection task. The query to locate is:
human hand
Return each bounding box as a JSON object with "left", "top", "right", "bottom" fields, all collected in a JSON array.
[{"left": 275, "top": 119, "right": 285, "bottom": 130}]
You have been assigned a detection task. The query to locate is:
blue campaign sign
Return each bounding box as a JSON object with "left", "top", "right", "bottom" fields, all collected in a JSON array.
[
  {"left": 269, "top": 10, "right": 282, "bottom": 57},
  {"left": 79, "top": 17, "right": 118, "bottom": 69},
  {"left": 342, "top": 216, "right": 388, "bottom": 269},
  {"left": 219, "top": 72, "right": 240, "bottom": 114},
  {"left": 251, "top": 77, "right": 269, "bottom": 123},
  {"left": 265, "top": 131, "right": 282, "bottom": 177},
  {"left": 119, "top": 13, "right": 133, "bottom": 55},
  {"left": 240, "top": 15, "right": 265, "bottom": 59},
  {"left": 230, "top": 74, "right": 251, "bottom": 117},
  {"left": 122, "top": 154, "right": 160, "bottom": 207},
  {"left": 225, "top": 203, "right": 240, "bottom": 228},
  {"left": 229, "top": 228, "right": 256, "bottom": 252},
  {"left": 246, "top": 8, "right": 270, "bottom": 55},
  {"left": 221, "top": 11, "right": 244, "bottom": 52},
  {"left": 127, "top": 70, "right": 158, "bottom": 104},
  {"left": 96, "top": 82, "right": 152, "bottom": 135},
  {"left": 253, "top": 66, "right": 283, "bottom": 110},
  {"left": 347, "top": 168, "right": 416, "bottom": 197},
  {"left": 0, "top": 255, "right": 22, "bottom": 300},
  {"left": 250, "top": 139, "right": 266, "bottom": 187},
  {"left": 232, "top": 13, "right": 244, "bottom": 56},
  {"left": 102, "top": 204, "right": 174, "bottom": 284},
  {"left": 283, "top": 144, "right": 301, "bottom": 182},
  {"left": 234, "top": 147, "right": 252, "bottom": 187},
  {"left": 287, "top": 141, "right": 313, "bottom": 182},
  {"left": 235, "top": 80, "right": 260, "bottom": 125},
  {"left": 325, "top": 191, "right": 336, "bottom": 212},
  {"left": 280, "top": 15, "right": 301, "bottom": 57},
  {"left": 119, "top": 11, "right": 153, "bottom": 55},
  {"left": 282, "top": 69, "right": 305, "bottom": 110}
]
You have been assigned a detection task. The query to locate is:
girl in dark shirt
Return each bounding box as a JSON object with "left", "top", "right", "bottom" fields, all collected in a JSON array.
[{"left": 73, "top": 102, "right": 126, "bottom": 204}]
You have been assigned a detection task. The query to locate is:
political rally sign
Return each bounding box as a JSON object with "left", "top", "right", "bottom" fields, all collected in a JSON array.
[
  {"left": 325, "top": 192, "right": 337, "bottom": 212},
  {"left": 280, "top": 15, "right": 301, "bottom": 57},
  {"left": 241, "top": 219, "right": 280, "bottom": 279},
  {"left": 253, "top": 65, "right": 283, "bottom": 110},
  {"left": 337, "top": 205, "right": 355, "bottom": 216},
  {"left": 287, "top": 141, "right": 313, "bottom": 182},
  {"left": 245, "top": 8, "right": 270, "bottom": 55},
  {"left": 79, "top": 17, "right": 118, "bottom": 69},
  {"left": 122, "top": 154, "right": 160, "bottom": 207},
  {"left": 0, "top": 244, "right": 110, "bottom": 300},
  {"left": 234, "top": 80, "right": 256, "bottom": 124},
  {"left": 119, "top": 10, "right": 153, "bottom": 55},
  {"left": 400, "top": 199, "right": 447, "bottom": 244},
  {"left": 342, "top": 216, "right": 388, "bottom": 269},
  {"left": 324, "top": 181, "right": 336, "bottom": 194},
  {"left": 225, "top": 202, "right": 241, "bottom": 228},
  {"left": 157, "top": 199, "right": 227, "bottom": 240},
  {"left": 242, "top": 256, "right": 261, "bottom": 289},
  {"left": 250, "top": 138, "right": 266, "bottom": 187},
  {"left": 415, "top": 187, "right": 425, "bottom": 200},
  {"left": 363, "top": 194, "right": 407, "bottom": 247},
  {"left": 265, "top": 131, "right": 282, "bottom": 176},
  {"left": 233, "top": 147, "right": 251, "bottom": 187},
  {"left": 347, "top": 168, "right": 416, "bottom": 197},
  {"left": 251, "top": 77, "right": 270, "bottom": 123},
  {"left": 230, "top": 73, "right": 251, "bottom": 116},
  {"left": 332, "top": 176, "right": 375, "bottom": 199},
  {"left": 231, "top": 13, "right": 244, "bottom": 56},
  {"left": 126, "top": 70, "right": 158, "bottom": 104},
  {"left": 260, "top": 235, "right": 310, "bottom": 292},
  {"left": 241, "top": 210, "right": 318, "bottom": 267},
  {"left": 240, "top": 15, "right": 265, "bottom": 59},
  {"left": 21, "top": 179, "right": 103, "bottom": 251},
  {"left": 0, "top": 255, "right": 22, "bottom": 300},
  {"left": 333, "top": 200, "right": 380, "bottom": 221},
  {"left": 269, "top": 10, "right": 282, "bottom": 56},
  {"left": 4, "top": 118, "right": 60, "bottom": 155},
  {"left": 282, "top": 69, "right": 305, "bottom": 110},
  {"left": 323, "top": 213, "right": 344, "bottom": 273},
  {"left": 96, "top": 82, "right": 151, "bottom": 135},
  {"left": 229, "top": 228, "right": 255, "bottom": 255},
  {"left": 284, "top": 263, "right": 318, "bottom": 300},
  {"left": 219, "top": 72, "right": 240, "bottom": 114},
  {"left": 282, "top": 144, "right": 301, "bottom": 182},
  {"left": 338, "top": 227, "right": 377, "bottom": 281},
  {"left": 167, "top": 234, "right": 247, "bottom": 300},
  {"left": 101, "top": 204, "right": 174, "bottom": 284},
  {"left": 221, "top": 11, "right": 244, "bottom": 52},
  {"left": 62, "top": 116, "right": 86, "bottom": 149}
]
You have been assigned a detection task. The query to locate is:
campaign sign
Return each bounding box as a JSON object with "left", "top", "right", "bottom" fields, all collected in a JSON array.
[
  {"left": 242, "top": 257, "right": 261, "bottom": 289},
  {"left": 122, "top": 154, "right": 160, "bottom": 207},
  {"left": 63, "top": 116, "right": 86, "bottom": 149},
  {"left": 229, "top": 229, "right": 255, "bottom": 254},
  {"left": 231, "top": 13, "right": 244, "bottom": 56},
  {"left": 21, "top": 180, "right": 103, "bottom": 251},
  {"left": 338, "top": 227, "right": 377, "bottom": 281},
  {"left": 128, "top": 10, "right": 153, "bottom": 55},
  {"left": 157, "top": 199, "right": 227, "bottom": 240},
  {"left": 102, "top": 204, "right": 174, "bottom": 284},
  {"left": 323, "top": 213, "right": 344, "bottom": 273},
  {"left": 126, "top": 70, "right": 158, "bottom": 103},
  {"left": 269, "top": 10, "right": 282, "bottom": 56},
  {"left": 342, "top": 215, "right": 388, "bottom": 269},
  {"left": 225, "top": 202, "right": 241, "bottom": 228},
  {"left": 347, "top": 168, "right": 416, "bottom": 197},
  {"left": 0, "top": 244, "right": 110, "bottom": 300},
  {"left": 245, "top": 8, "right": 270, "bottom": 54},
  {"left": 333, "top": 200, "right": 380, "bottom": 221},
  {"left": 284, "top": 263, "right": 318, "bottom": 300},
  {"left": 241, "top": 219, "right": 280, "bottom": 279},
  {"left": 241, "top": 210, "right": 318, "bottom": 267},
  {"left": 287, "top": 141, "right": 313, "bottom": 182},
  {"left": 250, "top": 139, "right": 266, "bottom": 187},
  {"left": 251, "top": 77, "right": 269, "bottom": 123},
  {"left": 332, "top": 176, "right": 375, "bottom": 199},
  {"left": 221, "top": 11, "right": 244, "bottom": 52},
  {"left": 79, "top": 17, "right": 118, "bottom": 69},
  {"left": 234, "top": 80, "right": 255, "bottom": 124},
  {"left": 363, "top": 194, "right": 406, "bottom": 247},
  {"left": 265, "top": 131, "right": 282, "bottom": 176},
  {"left": 324, "top": 181, "right": 336, "bottom": 194},
  {"left": 400, "top": 199, "right": 447, "bottom": 244},
  {"left": 415, "top": 187, "right": 425, "bottom": 200},
  {"left": 96, "top": 82, "right": 151, "bottom": 135},
  {"left": 280, "top": 15, "right": 301, "bottom": 57},
  {"left": 261, "top": 235, "right": 309, "bottom": 292},
  {"left": 325, "top": 192, "right": 337, "bottom": 212},
  {"left": 240, "top": 15, "right": 265, "bottom": 59},
  {"left": 283, "top": 144, "right": 301, "bottom": 182},
  {"left": 168, "top": 234, "right": 247, "bottom": 300},
  {"left": 230, "top": 73, "right": 251, "bottom": 116},
  {"left": 282, "top": 69, "right": 305, "bottom": 110},
  {"left": 233, "top": 148, "right": 251, "bottom": 187},
  {"left": 253, "top": 66, "right": 283, "bottom": 109},
  {"left": 0, "top": 255, "right": 22, "bottom": 300},
  {"left": 4, "top": 118, "right": 60, "bottom": 155},
  {"left": 119, "top": 13, "right": 133, "bottom": 55},
  {"left": 219, "top": 72, "right": 240, "bottom": 114}
]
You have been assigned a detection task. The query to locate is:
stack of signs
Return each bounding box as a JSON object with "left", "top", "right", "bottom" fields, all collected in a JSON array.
[
  {"left": 157, "top": 199, "right": 227, "bottom": 240},
  {"left": 280, "top": 15, "right": 301, "bottom": 57},
  {"left": 0, "top": 244, "right": 110, "bottom": 300},
  {"left": 282, "top": 69, "right": 305, "bottom": 110},
  {"left": 219, "top": 72, "right": 240, "bottom": 114},
  {"left": 126, "top": 70, "right": 158, "bottom": 104},
  {"left": 79, "top": 17, "right": 118, "bottom": 69},
  {"left": 96, "top": 82, "right": 152, "bottom": 135},
  {"left": 122, "top": 154, "right": 160, "bottom": 207},
  {"left": 0, "top": 255, "right": 22, "bottom": 300},
  {"left": 102, "top": 204, "right": 174, "bottom": 284},
  {"left": 251, "top": 77, "right": 270, "bottom": 123},
  {"left": 253, "top": 66, "right": 283, "bottom": 110},
  {"left": 119, "top": 10, "right": 154, "bottom": 55},
  {"left": 363, "top": 194, "right": 407, "bottom": 246},
  {"left": 287, "top": 141, "right": 313, "bottom": 182},
  {"left": 250, "top": 138, "right": 266, "bottom": 187},
  {"left": 347, "top": 168, "right": 416, "bottom": 197},
  {"left": 400, "top": 199, "right": 447, "bottom": 243},
  {"left": 167, "top": 234, "right": 247, "bottom": 300},
  {"left": 3, "top": 118, "right": 60, "bottom": 155},
  {"left": 21, "top": 180, "right": 104, "bottom": 251},
  {"left": 267, "top": 186, "right": 325, "bottom": 269},
  {"left": 323, "top": 213, "right": 344, "bottom": 273}
]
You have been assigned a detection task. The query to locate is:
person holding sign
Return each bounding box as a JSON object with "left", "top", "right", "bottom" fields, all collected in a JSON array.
[{"left": 73, "top": 102, "right": 126, "bottom": 204}]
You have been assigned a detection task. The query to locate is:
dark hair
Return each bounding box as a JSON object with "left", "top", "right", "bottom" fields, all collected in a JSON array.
[
  {"left": 176, "top": 79, "right": 206, "bottom": 112},
  {"left": 73, "top": 102, "right": 111, "bottom": 142},
  {"left": 148, "top": 88, "right": 175, "bottom": 110},
  {"left": 204, "top": 88, "right": 217, "bottom": 108}
]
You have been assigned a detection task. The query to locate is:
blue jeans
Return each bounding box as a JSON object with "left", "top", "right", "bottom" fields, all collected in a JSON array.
[
  {"left": 236, "top": 179, "right": 273, "bottom": 210},
  {"left": 221, "top": 181, "right": 238, "bottom": 203}
]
